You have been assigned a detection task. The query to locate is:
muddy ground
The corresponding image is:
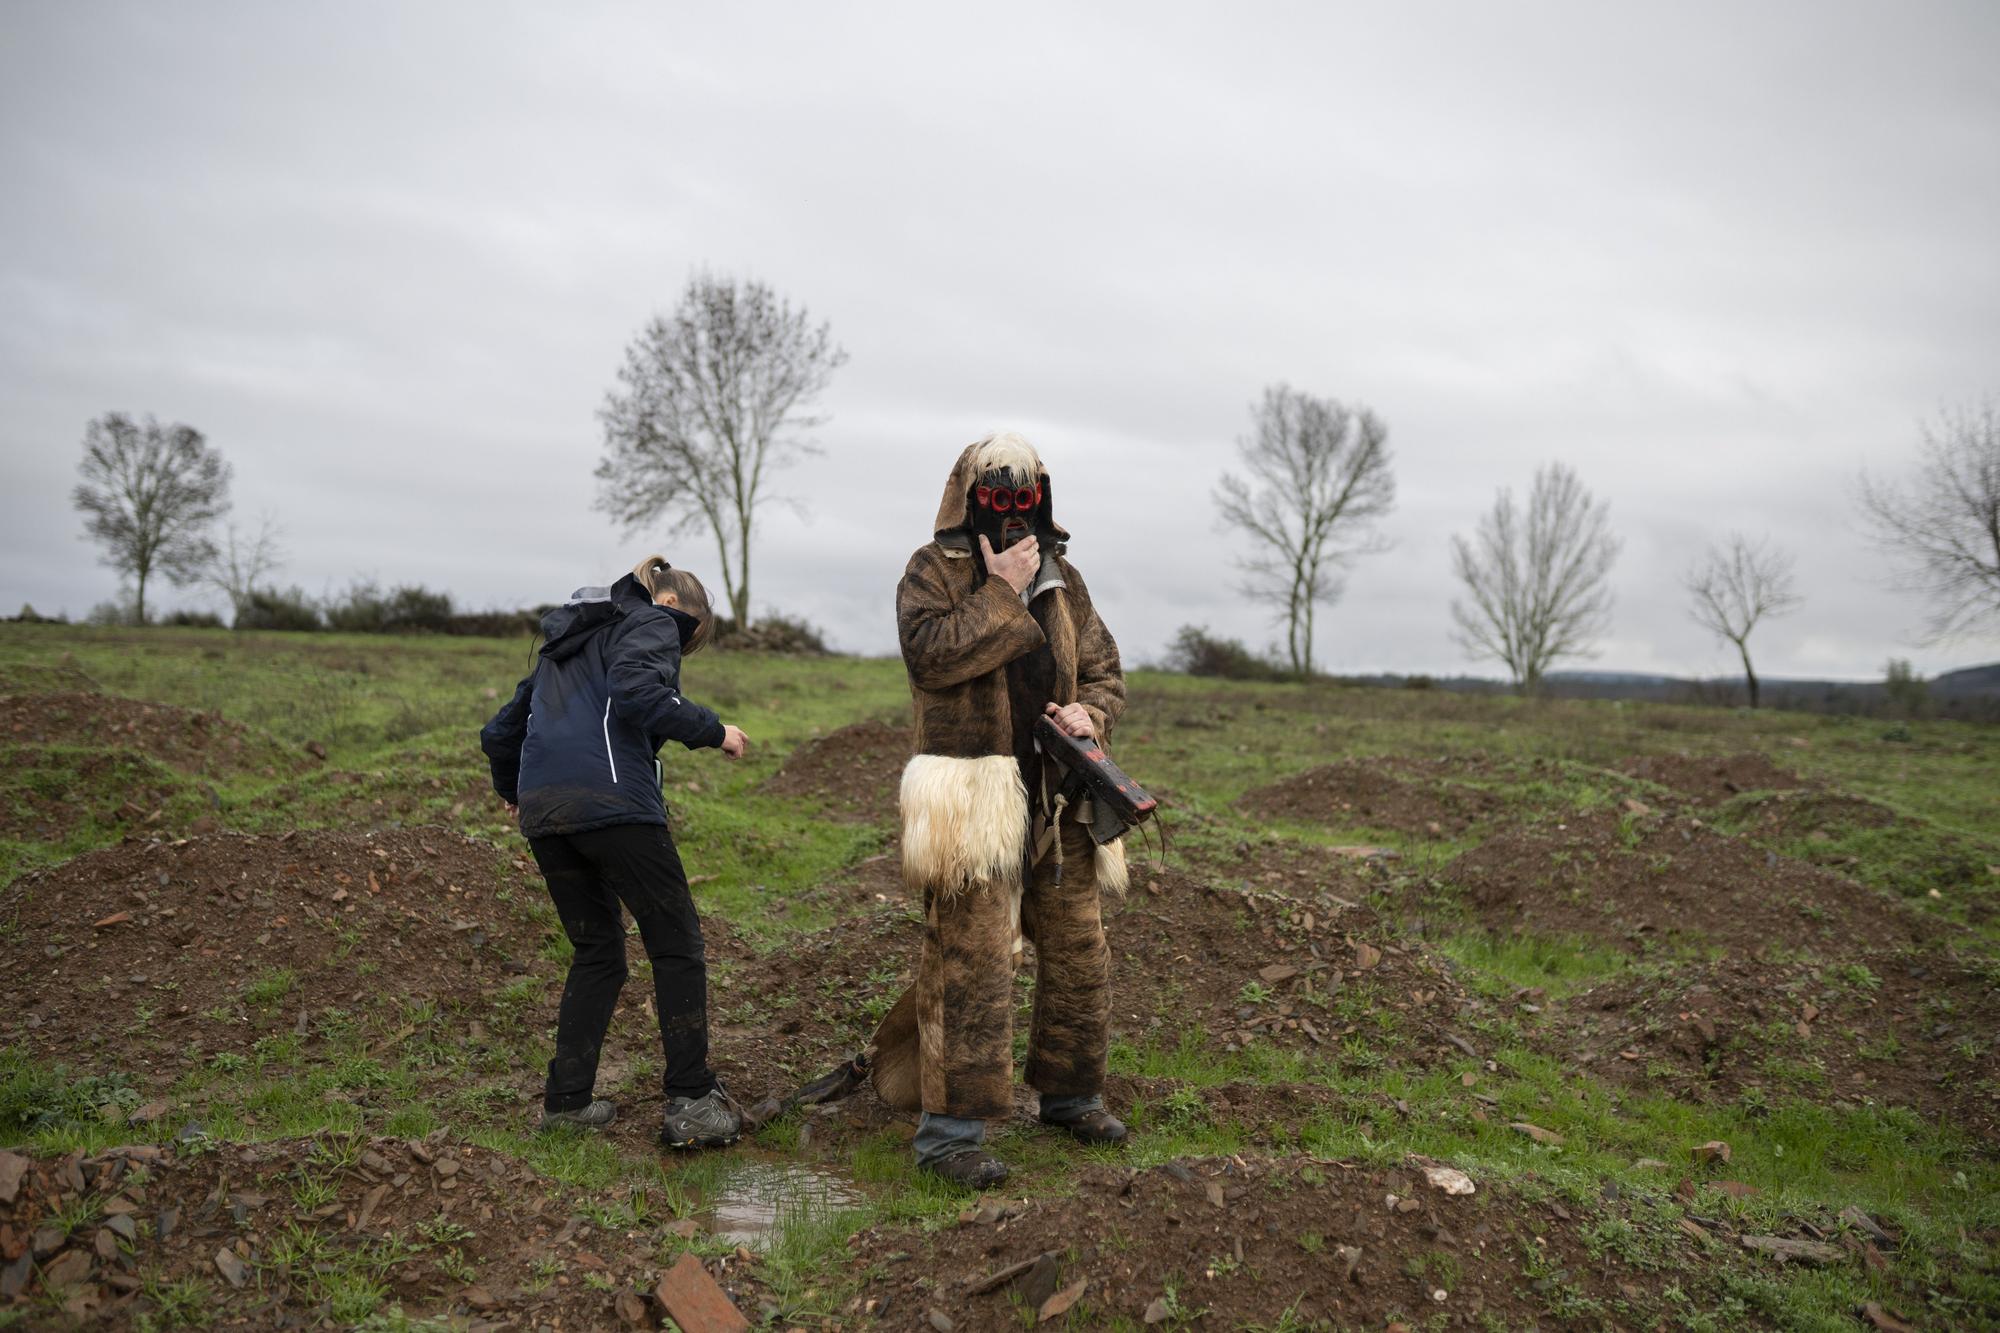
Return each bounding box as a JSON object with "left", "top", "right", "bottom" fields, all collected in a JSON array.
[
  {"left": 1616, "top": 751, "right": 1806, "bottom": 805},
  {"left": 1436, "top": 809, "right": 1948, "bottom": 959},
  {"left": 5, "top": 657, "right": 1998, "bottom": 1330},
  {"left": 0, "top": 1134, "right": 707, "bottom": 1330},
  {"left": 761, "top": 720, "right": 912, "bottom": 825},
  {"left": 0, "top": 693, "right": 304, "bottom": 782},
  {"left": 0, "top": 829, "right": 556, "bottom": 1088},
  {"left": 1239, "top": 758, "right": 1504, "bottom": 836}
]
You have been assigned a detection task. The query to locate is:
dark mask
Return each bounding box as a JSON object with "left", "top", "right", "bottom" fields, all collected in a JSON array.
[{"left": 968, "top": 469, "right": 1048, "bottom": 552}]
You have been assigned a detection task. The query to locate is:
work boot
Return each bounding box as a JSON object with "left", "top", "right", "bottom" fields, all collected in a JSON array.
[
  {"left": 921, "top": 1147, "right": 1010, "bottom": 1190},
  {"left": 660, "top": 1085, "right": 743, "bottom": 1150},
  {"left": 539, "top": 1099, "right": 617, "bottom": 1132},
  {"left": 1041, "top": 1107, "right": 1127, "bottom": 1145}
]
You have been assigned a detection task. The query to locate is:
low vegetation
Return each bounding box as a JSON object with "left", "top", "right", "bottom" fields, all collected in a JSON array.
[{"left": 1, "top": 621, "right": 1995, "bottom": 1329}]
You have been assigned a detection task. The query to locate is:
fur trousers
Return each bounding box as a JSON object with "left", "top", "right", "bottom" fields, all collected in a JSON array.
[{"left": 914, "top": 814, "right": 1111, "bottom": 1119}]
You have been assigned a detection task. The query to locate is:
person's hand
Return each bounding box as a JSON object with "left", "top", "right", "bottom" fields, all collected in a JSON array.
[
  {"left": 980, "top": 533, "right": 1040, "bottom": 595},
  {"left": 1045, "top": 701, "right": 1094, "bottom": 739},
  {"left": 501, "top": 799, "right": 518, "bottom": 818},
  {"left": 719, "top": 724, "right": 750, "bottom": 759}
]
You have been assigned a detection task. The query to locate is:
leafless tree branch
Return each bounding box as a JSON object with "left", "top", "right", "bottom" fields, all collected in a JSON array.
[
  {"left": 1857, "top": 401, "right": 2000, "bottom": 641},
  {"left": 595, "top": 273, "right": 847, "bottom": 627},
  {"left": 205, "top": 512, "right": 288, "bottom": 622},
  {"left": 72, "top": 413, "right": 231, "bottom": 624},
  {"left": 1683, "top": 532, "right": 1801, "bottom": 708},
  {"left": 1449, "top": 462, "right": 1619, "bottom": 694},
  {"left": 1212, "top": 384, "right": 1395, "bottom": 674}
]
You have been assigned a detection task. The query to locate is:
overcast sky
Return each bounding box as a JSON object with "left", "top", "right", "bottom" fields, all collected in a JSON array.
[{"left": 3, "top": 1, "right": 1996, "bottom": 679}]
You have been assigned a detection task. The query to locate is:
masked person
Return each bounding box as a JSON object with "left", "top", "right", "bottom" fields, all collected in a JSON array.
[
  {"left": 480, "top": 556, "right": 750, "bottom": 1149},
  {"left": 881, "top": 432, "right": 1130, "bottom": 1188}
]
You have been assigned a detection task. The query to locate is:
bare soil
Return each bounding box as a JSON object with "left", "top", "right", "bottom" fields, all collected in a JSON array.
[
  {"left": 0, "top": 692, "right": 305, "bottom": 780},
  {"left": 761, "top": 720, "right": 911, "bottom": 824},
  {"left": 1240, "top": 760, "right": 1502, "bottom": 836},
  {"left": 1548, "top": 945, "right": 2000, "bottom": 1142},
  {"left": 0, "top": 749, "right": 189, "bottom": 847},
  {"left": 0, "top": 829, "right": 556, "bottom": 1087},
  {"left": 0, "top": 1134, "right": 713, "bottom": 1330},
  {"left": 690, "top": 857, "right": 1480, "bottom": 1142},
  {"left": 1438, "top": 810, "right": 1945, "bottom": 959},
  {"left": 843, "top": 1153, "right": 1758, "bottom": 1331},
  {"left": 1618, "top": 752, "right": 1806, "bottom": 805}
]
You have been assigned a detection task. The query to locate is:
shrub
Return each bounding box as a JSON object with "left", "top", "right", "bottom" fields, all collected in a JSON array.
[
  {"left": 162, "top": 608, "right": 225, "bottom": 629},
  {"left": 235, "top": 586, "right": 322, "bottom": 632},
  {"left": 1161, "top": 624, "right": 1283, "bottom": 680},
  {"left": 8, "top": 604, "right": 67, "bottom": 624},
  {"left": 324, "top": 581, "right": 454, "bottom": 634},
  {"left": 713, "top": 612, "right": 830, "bottom": 654},
  {"left": 443, "top": 609, "right": 541, "bottom": 637},
  {"left": 322, "top": 581, "right": 387, "bottom": 633},
  {"left": 1883, "top": 659, "right": 1930, "bottom": 719},
  {"left": 85, "top": 594, "right": 147, "bottom": 627}
]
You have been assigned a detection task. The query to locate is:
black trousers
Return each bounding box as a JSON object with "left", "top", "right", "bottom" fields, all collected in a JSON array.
[{"left": 526, "top": 822, "right": 716, "bottom": 1111}]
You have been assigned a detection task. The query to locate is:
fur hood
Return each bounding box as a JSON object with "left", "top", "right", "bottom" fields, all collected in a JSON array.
[{"left": 930, "top": 433, "right": 1070, "bottom": 553}]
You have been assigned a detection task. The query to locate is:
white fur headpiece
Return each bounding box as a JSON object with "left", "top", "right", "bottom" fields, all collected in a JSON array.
[{"left": 971, "top": 431, "right": 1043, "bottom": 484}]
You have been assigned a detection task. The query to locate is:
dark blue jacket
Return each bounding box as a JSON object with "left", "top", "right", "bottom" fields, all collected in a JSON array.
[{"left": 480, "top": 573, "right": 725, "bottom": 837}]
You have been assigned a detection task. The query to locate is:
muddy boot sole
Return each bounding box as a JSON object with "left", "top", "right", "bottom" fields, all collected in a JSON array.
[{"left": 920, "top": 1149, "right": 1010, "bottom": 1189}]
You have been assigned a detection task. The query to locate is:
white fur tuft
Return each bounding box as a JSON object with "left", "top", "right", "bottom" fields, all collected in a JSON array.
[
  {"left": 1094, "top": 836, "right": 1128, "bottom": 899},
  {"left": 971, "top": 431, "right": 1043, "bottom": 485},
  {"left": 900, "top": 754, "right": 1028, "bottom": 896}
]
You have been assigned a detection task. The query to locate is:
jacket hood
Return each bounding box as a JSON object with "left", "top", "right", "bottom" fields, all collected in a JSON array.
[
  {"left": 538, "top": 573, "right": 653, "bottom": 661},
  {"left": 931, "top": 434, "right": 1069, "bottom": 551}
]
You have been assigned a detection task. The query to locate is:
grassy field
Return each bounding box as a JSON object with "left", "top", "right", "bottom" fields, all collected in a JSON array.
[{"left": 1, "top": 622, "right": 1996, "bottom": 1330}]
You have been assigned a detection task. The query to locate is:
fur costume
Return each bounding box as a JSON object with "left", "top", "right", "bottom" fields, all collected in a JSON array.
[{"left": 869, "top": 434, "right": 1128, "bottom": 1120}]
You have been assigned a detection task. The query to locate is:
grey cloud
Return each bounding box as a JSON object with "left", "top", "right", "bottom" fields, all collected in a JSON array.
[{"left": 2, "top": 0, "right": 1996, "bottom": 677}]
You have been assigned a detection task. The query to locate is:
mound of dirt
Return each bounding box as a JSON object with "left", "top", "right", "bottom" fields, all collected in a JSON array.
[
  {"left": 1731, "top": 789, "right": 1901, "bottom": 838},
  {"left": 760, "top": 719, "right": 911, "bottom": 823},
  {"left": 1110, "top": 868, "right": 1474, "bottom": 1069},
  {"left": 0, "top": 1133, "right": 719, "bottom": 1329},
  {"left": 0, "top": 829, "right": 556, "bottom": 1085},
  {"left": 1240, "top": 760, "right": 1500, "bottom": 836},
  {"left": 0, "top": 748, "right": 196, "bottom": 848},
  {"left": 0, "top": 691, "right": 304, "bottom": 779},
  {"left": 1439, "top": 811, "right": 1944, "bottom": 959},
  {"left": 1548, "top": 946, "right": 2000, "bottom": 1142},
  {"left": 1619, "top": 752, "right": 1804, "bottom": 804},
  {"left": 845, "top": 1154, "right": 1725, "bottom": 1330},
  {"left": 705, "top": 860, "right": 1477, "bottom": 1120}
]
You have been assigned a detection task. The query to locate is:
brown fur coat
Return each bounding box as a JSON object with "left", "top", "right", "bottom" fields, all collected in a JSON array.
[{"left": 897, "top": 440, "right": 1126, "bottom": 759}]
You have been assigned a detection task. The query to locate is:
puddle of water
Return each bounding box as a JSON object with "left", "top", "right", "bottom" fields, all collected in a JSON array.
[{"left": 701, "top": 1160, "right": 865, "bottom": 1251}]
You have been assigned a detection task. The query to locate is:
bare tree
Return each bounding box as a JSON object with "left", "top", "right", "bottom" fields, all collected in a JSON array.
[
  {"left": 1684, "top": 533, "right": 1801, "bottom": 708},
  {"left": 1450, "top": 462, "right": 1620, "bottom": 694},
  {"left": 1214, "top": 384, "right": 1395, "bottom": 674},
  {"left": 596, "top": 274, "right": 847, "bottom": 628},
  {"left": 72, "top": 413, "right": 231, "bottom": 624},
  {"left": 205, "top": 512, "right": 287, "bottom": 622},
  {"left": 1858, "top": 402, "right": 2000, "bottom": 639}
]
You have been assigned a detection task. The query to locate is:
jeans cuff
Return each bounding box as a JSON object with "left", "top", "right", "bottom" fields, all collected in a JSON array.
[
  {"left": 1037, "top": 1093, "right": 1104, "bottom": 1124},
  {"left": 914, "top": 1112, "right": 987, "bottom": 1166}
]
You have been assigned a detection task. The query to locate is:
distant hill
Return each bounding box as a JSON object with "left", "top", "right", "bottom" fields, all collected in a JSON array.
[
  {"left": 1338, "top": 662, "right": 2000, "bottom": 721},
  {"left": 1932, "top": 663, "right": 2000, "bottom": 696}
]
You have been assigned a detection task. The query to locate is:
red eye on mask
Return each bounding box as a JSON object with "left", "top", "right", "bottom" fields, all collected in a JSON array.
[{"left": 974, "top": 482, "right": 1042, "bottom": 512}]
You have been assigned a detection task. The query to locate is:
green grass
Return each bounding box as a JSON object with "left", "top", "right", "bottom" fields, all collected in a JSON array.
[{"left": 4, "top": 624, "right": 1999, "bottom": 1328}]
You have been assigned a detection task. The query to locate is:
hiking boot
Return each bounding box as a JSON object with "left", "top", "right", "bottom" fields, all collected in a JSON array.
[
  {"left": 921, "top": 1147, "right": 1011, "bottom": 1190},
  {"left": 539, "top": 1099, "right": 617, "bottom": 1132},
  {"left": 661, "top": 1085, "right": 743, "bottom": 1150},
  {"left": 1042, "top": 1107, "right": 1128, "bottom": 1145}
]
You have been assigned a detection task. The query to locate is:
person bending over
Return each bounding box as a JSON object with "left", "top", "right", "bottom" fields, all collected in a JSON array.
[{"left": 480, "top": 555, "right": 749, "bottom": 1149}]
